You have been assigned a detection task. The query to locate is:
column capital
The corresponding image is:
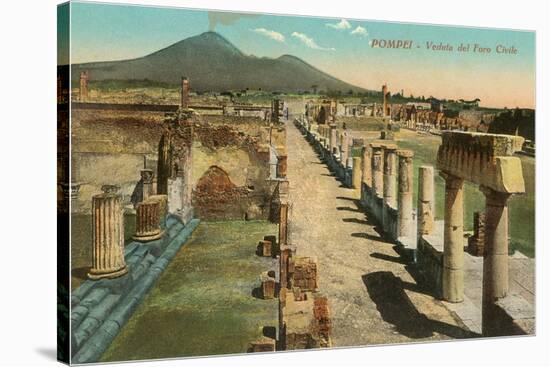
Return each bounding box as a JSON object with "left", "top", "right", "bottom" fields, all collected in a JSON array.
[
  {"left": 397, "top": 149, "right": 414, "bottom": 159},
  {"left": 480, "top": 186, "right": 513, "bottom": 206},
  {"left": 439, "top": 171, "right": 463, "bottom": 188}
]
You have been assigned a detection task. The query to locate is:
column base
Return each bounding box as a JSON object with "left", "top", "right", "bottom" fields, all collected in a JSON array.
[
  {"left": 133, "top": 230, "right": 165, "bottom": 242},
  {"left": 87, "top": 265, "right": 128, "bottom": 280}
]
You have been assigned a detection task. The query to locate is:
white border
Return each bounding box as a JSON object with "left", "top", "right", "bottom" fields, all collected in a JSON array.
[{"left": 0, "top": 0, "right": 547, "bottom": 366}]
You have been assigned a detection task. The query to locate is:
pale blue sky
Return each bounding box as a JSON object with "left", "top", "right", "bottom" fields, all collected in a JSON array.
[{"left": 67, "top": 1, "right": 536, "bottom": 108}]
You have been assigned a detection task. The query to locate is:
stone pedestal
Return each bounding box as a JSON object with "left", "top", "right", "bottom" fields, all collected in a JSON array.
[
  {"left": 370, "top": 143, "right": 384, "bottom": 197},
  {"left": 88, "top": 188, "right": 128, "bottom": 280},
  {"left": 133, "top": 198, "right": 164, "bottom": 242},
  {"left": 418, "top": 165, "right": 435, "bottom": 235},
  {"left": 140, "top": 168, "right": 154, "bottom": 202},
  {"left": 397, "top": 150, "right": 414, "bottom": 238},
  {"left": 352, "top": 156, "right": 362, "bottom": 189},
  {"left": 361, "top": 145, "right": 372, "bottom": 186},
  {"left": 441, "top": 172, "right": 464, "bottom": 303},
  {"left": 481, "top": 187, "right": 512, "bottom": 336},
  {"left": 261, "top": 271, "right": 277, "bottom": 299}
]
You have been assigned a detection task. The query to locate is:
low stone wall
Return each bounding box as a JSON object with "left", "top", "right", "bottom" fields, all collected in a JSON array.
[{"left": 71, "top": 216, "right": 200, "bottom": 364}]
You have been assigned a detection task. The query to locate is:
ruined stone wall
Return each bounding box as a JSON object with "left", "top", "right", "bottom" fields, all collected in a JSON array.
[
  {"left": 71, "top": 109, "right": 284, "bottom": 219},
  {"left": 71, "top": 110, "right": 165, "bottom": 212}
]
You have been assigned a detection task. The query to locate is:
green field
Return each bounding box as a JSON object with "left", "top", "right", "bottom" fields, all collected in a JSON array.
[
  {"left": 101, "top": 220, "right": 279, "bottom": 362},
  {"left": 396, "top": 131, "right": 535, "bottom": 257}
]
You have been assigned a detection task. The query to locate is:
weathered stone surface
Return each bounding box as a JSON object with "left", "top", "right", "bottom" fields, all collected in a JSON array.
[{"left": 437, "top": 131, "right": 525, "bottom": 193}]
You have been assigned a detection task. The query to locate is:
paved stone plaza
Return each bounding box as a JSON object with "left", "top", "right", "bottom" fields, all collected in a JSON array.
[{"left": 285, "top": 121, "right": 476, "bottom": 346}]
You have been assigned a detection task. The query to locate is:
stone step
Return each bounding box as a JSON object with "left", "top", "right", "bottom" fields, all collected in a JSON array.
[{"left": 72, "top": 293, "right": 121, "bottom": 354}]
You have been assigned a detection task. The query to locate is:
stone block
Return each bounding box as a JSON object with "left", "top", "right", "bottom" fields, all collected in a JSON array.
[
  {"left": 261, "top": 271, "right": 277, "bottom": 299},
  {"left": 249, "top": 337, "right": 276, "bottom": 352},
  {"left": 293, "top": 257, "right": 318, "bottom": 292}
]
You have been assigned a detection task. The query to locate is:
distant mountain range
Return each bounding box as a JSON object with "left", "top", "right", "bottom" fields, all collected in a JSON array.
[{"left": 72, "top": 31, "right": 367, "bottom": 93}]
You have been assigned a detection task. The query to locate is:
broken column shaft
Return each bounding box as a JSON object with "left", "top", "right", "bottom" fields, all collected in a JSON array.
[
  {"left": 134, "top": 198, "right": 164, "bottom": 242},
  {"left": 88, "top": 188, "right": 128, "bottom": 280}
]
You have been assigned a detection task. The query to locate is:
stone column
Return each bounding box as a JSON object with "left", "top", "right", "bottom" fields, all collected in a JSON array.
[
  {"left": 134, "top": 198, "right": 164, "bottom": 242},
  {"left": 279, "top": 203, "right": 288, "bottom": 247},
  {"left": 481, "top": 187, "right": 512, "bottom": 336},
  {"left": 352, "top": 156, "right": 362, "bottom": 189},
  {"left": 88, "top": 186, "right": 128, "bottom": 280},
  {"left": 441, "top": 172, "right": 464, "bottom": 303},
  {"left": 79, "top": 71, "right": 88, "bottom": 102},
  {"left": 417, "top": 165, "right": 435, "bottom": 235},
  {"left": 397, "top": 150, "right": 414, "bottom": 238},
  {"left": 382, "top": 84, "right": 388, "bottom": 117},
  {"left": 181, "top": 76, "right": 190, "bottom": 108},
  {"left": 140, "top": 169, "right": 154, "bottom": 202},
  {"left": 361, "top": 145, "right": 372, "bottom": 187},
  {"left": 370, "top": 143, "right": 384, "bottom": 197},
  {"left": 329, "top": 124, "right": 337, "bottom": 153},
  {"left": 382, "top": 144, "right": 398, "bottom": 208},
  {"left": 340, "top": 133, "right": 348, "bottom": 164}
]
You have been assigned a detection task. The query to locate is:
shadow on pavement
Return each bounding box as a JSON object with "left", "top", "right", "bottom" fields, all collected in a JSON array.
[{"left": 362, "top": 271, "right": 479, "bottom": 339}]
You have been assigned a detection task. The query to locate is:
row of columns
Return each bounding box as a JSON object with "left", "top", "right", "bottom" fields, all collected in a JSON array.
[{"left": 359, "top": 142, "right": 415, "bottom": 240}]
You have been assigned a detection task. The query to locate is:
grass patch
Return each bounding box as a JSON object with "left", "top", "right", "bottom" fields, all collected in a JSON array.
[{"left": 100, "top": 220, "right": 279, "bottom": 362}]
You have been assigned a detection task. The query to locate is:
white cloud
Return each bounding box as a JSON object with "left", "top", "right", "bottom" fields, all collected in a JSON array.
[
  {"left": 350, "top": 25, "right": 368, "bottom": 37},
  {"left": 251, "top": 28, "right": 285, "bottom": 42},
  {"left": 291, "top": 32, "right": 335, "bottom": 51},
  {"left": 326, "top": 19, "right": 352, "bottom": 30}
]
